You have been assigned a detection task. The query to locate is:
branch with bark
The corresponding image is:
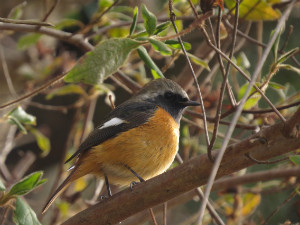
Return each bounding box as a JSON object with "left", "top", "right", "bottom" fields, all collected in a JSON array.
[{"left": 61, "top": 108, "right": 300, "bottom": 225}]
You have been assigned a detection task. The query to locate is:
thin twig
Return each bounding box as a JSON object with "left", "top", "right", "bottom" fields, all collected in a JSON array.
[
  {"left": 176, "top": 154, "right": 225, "bottom": 225},
  {"left": 168, "top": 0, "right": 211, "bottom": 148},
  {"left": 263, "top": 190, "right": 298, "bottom": 225},
  {"left": 213, "top": 10, "right": 236, "bottom": 107},
  {"left": 149, "top": 208, "right": 159, "bottom": 225},
  {"left": 200, "top": 26, "right": 286, "bottom": 122},
  {"left": 185, "top": 110, "right": 258, "bottom": 130},
  {"left": 208, "top": 2, "right": 239, "bottom": 160},
  {"left": 0, "top": 45, "right": 17, "bottom": 97},
  {"left": 41, "top": 0, "right": 60, "bottom": 22},
  {"left": 163, "top": 202, "right": 167, "bottom": 225},
  {"left": 0, "top": 207, "right": 10, "bottom": 225},
  {"left": 27, "top": 99, "right": 85, "bottom": 113},
  {"left": 225, "top": 19, "right": 300, "bottom": 67},
  {"left": 0, "top": 71, "right": 67, "bottom": 109},
  {"left": 279, "top": 25, "right": 293, "bottom": 52},
  {"left": 79, "top": 0, "right": 120, "bottom": 35},
  {"left": 245, "top": 153, "right": 290, "bottom": 165},
  {"left": 182, "top": 117, "right": 240, "bottom": 143},
  {"left": 0, "top": 17, "right": 53, "bottom": 26},
  {"left": 196, "top": 1, "right": 295, "bottom": 223},
  {"left": 242, "top": 101, "right": 300, "bottom": 114},
  {"left": 224, "top": 19, "right": 266, "bottom": 47}
]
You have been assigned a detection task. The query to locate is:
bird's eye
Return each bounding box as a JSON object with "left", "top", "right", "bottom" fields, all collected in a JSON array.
[
  {"left": 164, "top": 91, "right": 174, "bottom": 99},
  {"left": 182, "top": 97, "right": 188, "bottom": 102}
]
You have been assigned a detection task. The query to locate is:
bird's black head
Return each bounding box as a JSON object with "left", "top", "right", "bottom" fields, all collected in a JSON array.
[{"left": 132, "top": 79, "right": 200, "bottom": 123}]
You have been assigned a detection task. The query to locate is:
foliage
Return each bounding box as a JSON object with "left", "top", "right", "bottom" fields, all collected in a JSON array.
[
  {"left": 0, "top": 172, "right": 46, "bottom": 225},
  {"left": 0, "top": 1, "right": 299, "bottom": 225}
]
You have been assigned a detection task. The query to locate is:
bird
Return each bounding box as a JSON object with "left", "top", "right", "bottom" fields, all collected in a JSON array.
[{"left": 42, "top": 78, "right": 200, "bottom": 213}]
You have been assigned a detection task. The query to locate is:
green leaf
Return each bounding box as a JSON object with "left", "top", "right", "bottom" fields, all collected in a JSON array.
[
  {"left": 99, "top": 0, "right": 114, "bottom": 8},
  {"left": 165, "top": 40, "right": 192, "bottom": 51},
  {"left": 225, "top": 0, "right": 281, "bottom": 21},
  {"left": 187, "top": 53, "right": 210, "bottom": 71},
  {"left": 46, "top": 84, "right": 88, "bottom": 100},
  {"left": 8, "top": 106, "right": 36, "bottom": 134},
  {"left": 30, "top": 128, "right": 51, "bottom": 157},
  {"left": 278, "top": 64, "right": 300, "bottom": 75},
  {"left": 55, "top": 18, "right": 84, "bottom": 30},
  {"left": 141, "top": 4, "right": 157, "bottom": 35},
  {"left": 276, "top": 48, "right": 299, "bottom": 65},
  {"left": 149, "top": 38, "right": 172, "bottom": 56},
  {"left": 154, "top": 21, "right": 171, "bottom": 35},
  {"left": 64, "top": 38, "right": 141, "bottom": 84},
  {"left": 17, "top": 34, "right": 42, "bottom": 50},
  {"left": 8, "top": 172, "right": 46, "bottom": 197},
  {"left": 137, "top": 46, "right": 164, "bottom": 79},
  {"left": 238, "top": 83, "right": 261, "bottom": 110},
  {"left": 290, "top": 155, "right": 300, "bottom": 166},
  {"left": 8, "top": 116, "right": 27, "bottom": 134},
  {"left": 129, "top": 7, "right": 138, "bottom": 36},
  {"left": 13, "top": 197, "right": 42, "bottom": 225},
  {"left": 110, "top": 6, "right": 133, "bottom": 14},
  {"left": 151, "top": 69, "right": 162, "bottom": 79},
  {"left": 8, "top": 106, "right": 36, "bottom": 125},
  {"left": 0, "top": 179, "right": 5, "bottom": 191},
  {"left": 271, "top": 29, "right": 281, "bottom": 61},
  {"left": 269, "top": 81, "right": 286, "bottom": 90},
  {"left": 8, "top": 2, "right": 26, "bottom": 19}
]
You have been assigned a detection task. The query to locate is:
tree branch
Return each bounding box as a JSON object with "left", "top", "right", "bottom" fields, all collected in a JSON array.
[{"left": 61, "top": 107, "right": 300, "bottom": 225}]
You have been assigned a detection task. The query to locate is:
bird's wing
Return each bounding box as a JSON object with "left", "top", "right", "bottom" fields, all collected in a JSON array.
[{"left": 65, "top": 101, "right": 157, "bottom": 164}]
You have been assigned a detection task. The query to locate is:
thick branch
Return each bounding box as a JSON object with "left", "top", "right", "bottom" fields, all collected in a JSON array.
[{"left": 61, "top": 108, "right": 300, "bottom": 225}]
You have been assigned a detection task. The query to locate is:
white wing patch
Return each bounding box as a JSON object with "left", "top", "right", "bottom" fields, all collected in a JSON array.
[{"left": 99, "top": 118, "right": 126, "bottom": 129}]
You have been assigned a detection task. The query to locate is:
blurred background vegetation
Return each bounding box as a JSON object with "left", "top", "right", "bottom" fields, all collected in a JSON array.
[{"left": 0, "top": 0, "right": 299, "bottom": 225}]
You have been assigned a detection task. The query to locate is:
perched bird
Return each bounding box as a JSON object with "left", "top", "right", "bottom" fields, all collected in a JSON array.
[{"left": 42, "top": 78, "right": 200, "bottom": 213}]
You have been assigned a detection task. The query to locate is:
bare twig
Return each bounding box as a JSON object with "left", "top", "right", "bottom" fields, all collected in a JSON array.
[
  {"left": 168, "top": 0, "right": 211, "bottom": 149},
  {"left": 11, "top": 151, "right": 36, "bottom": 180},
  {"left": 79, "top": 0, "right": 120, "bottom": 35},
  {"left": 0, "top": 207, "right": 10, "bottom": 225},
  {"left": 245, "top": 153, "right": 290, "bottom": 165},
  {"left": 201, "top": 26, "right": 286, "bottom": 122},
  {"left": 163, "top": 202, "right": 167, "bottom": 225},
  {"left": 0, "top": 17, "right": 53, "bottom": 26},
  {"left": 0, "top": 72, "right": 67, "bottom": 110},
  {"left": 41, "top": 0, "right": 60, "bottom": 22},
  {"left": 279, "top": 25, "right": 294, "bottom": 52},
  {"left": 263, "top": 190, "right": 298, "bottom": 225},
  {"left": 0, "top": 45, "right": 17, "bottom": 97},
  {"left": 149, "top": 208, "right": 158, "bottom": 225},
  {"left": 196, "top": 1, "right": 295, "bottom": 223},
  {"left": 242, "top": 101, "right": 300, "bottom": 114},
  {"left": 176, "top": 154, "right": 225, "bottom": 225},
  {"left": 185, "top": 110, "right": 258, "bottom": 130},
  {"left": 224, "top": 19, "right": 266, "bottom": 47},
  {"left": 207, "top": 2, "right": 239, "bottom": 160}
]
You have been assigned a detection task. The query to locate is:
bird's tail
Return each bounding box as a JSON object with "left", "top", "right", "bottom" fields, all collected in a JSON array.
[{"left": 42, "top": 166, "right": 78, "bottom": 214}]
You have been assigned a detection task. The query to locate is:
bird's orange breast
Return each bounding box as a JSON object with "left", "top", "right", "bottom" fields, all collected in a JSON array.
[{"left": 77, "top": 107, "right": 180, "bottom": 186}]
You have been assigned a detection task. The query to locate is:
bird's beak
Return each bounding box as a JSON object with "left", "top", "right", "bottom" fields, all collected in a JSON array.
[{"left": 180, "top": 100, "right": 201, "bottom": 107}]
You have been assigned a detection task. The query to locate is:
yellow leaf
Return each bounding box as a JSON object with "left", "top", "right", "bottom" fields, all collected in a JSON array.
[
  {"left": 225, "top": 0, "right": 281, "bottom": 21},
  {"left": 241, "top": 193, "right": 261, "bottom": 216},
  {"left": 74, "top": 177, "right": 87, "bottom": 192}
]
